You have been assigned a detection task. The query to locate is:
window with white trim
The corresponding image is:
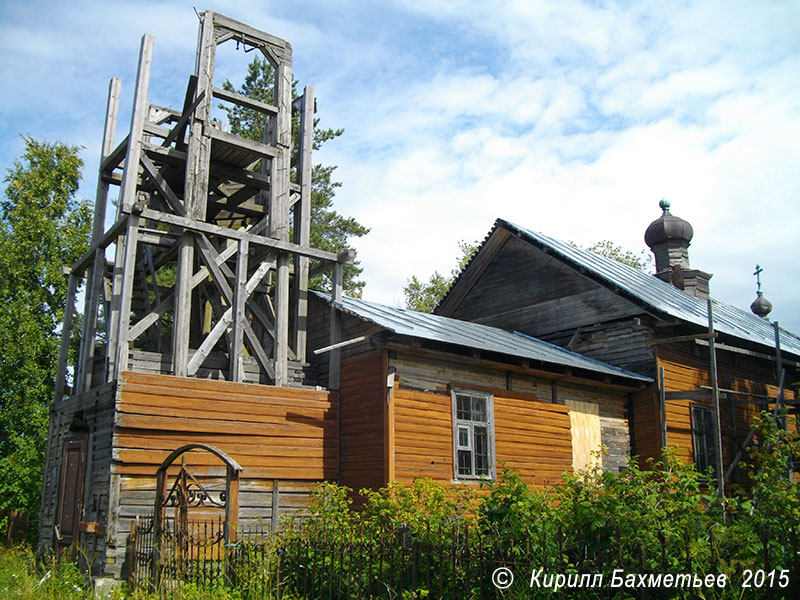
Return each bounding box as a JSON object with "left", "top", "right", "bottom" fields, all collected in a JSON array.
[{"left": 451, "top": 389, "right": 495, "bottom": 479}]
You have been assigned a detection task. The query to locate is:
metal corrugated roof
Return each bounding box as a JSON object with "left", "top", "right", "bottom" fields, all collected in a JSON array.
[
  {"left": 312, "top": 291, "right": 651, "bottom": 383},
  {"left": 499, "top": 219, "right": 800, "bottom": 357}
]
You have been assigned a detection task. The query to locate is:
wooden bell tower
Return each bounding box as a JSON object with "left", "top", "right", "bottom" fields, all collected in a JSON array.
[
  {"left": 61, "top": 10, "right": 349, "bottom": 393},
  {"left": 40, "top": 13, "right": 347, "bottom": 579}
]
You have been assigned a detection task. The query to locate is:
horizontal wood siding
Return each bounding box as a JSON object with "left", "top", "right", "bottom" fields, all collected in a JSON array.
[
  {"left": 339, "top": 352, "right": 387, "bottom": 498},
  {"left": 104, "top": 372, "right": 338, "bottom": 579},
  {"left": 657, "top": 346, "right": 791, "bottom": 475},
  {"left": 494, "top": 392, "right": 573, "bottom": 487},
  {"left": 443, "top": 235, "right": 643, "bottom": 338},
  {"left": 393, "top": 380, "right": 572, "bottom": 489},
  {"left": 39, "top": 384, "right": 116, "bottom": 578},
  {"left": 393, "top": 386, "right": 453, "bottom": 483},
  {"left": 115, "top": 372, "right": 338, "bottom": 480},
  {"left": 391, "top": 351, "right": 629, "bottom": 475}
]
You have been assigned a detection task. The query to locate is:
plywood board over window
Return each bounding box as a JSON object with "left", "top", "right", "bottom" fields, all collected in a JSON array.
[{"left": 566, "top": 399, "right": 601, "bottom": 472}]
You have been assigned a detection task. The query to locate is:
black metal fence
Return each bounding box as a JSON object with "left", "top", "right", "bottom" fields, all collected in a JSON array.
[{"left": 128, "top": 517, "right": 800, "bottom": 599}]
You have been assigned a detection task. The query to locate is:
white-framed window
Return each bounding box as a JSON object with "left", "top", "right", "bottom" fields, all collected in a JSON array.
[{"left": 451, "top": 388, "right": 495, "bottom": 480}]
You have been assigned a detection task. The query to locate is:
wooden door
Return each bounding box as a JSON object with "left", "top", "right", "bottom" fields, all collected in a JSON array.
[{"left": 54, "top": 433, "right": 88, "bottom": 550}]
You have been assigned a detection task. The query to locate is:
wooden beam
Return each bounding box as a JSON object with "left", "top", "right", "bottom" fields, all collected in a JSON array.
[
  {"left": 100, "top": 135, "right": 128, "bottom": 173},
  {"left": 645, "top": 332, "right": 717, "bottom": 346},
  {"left": 328, "top": 263, "right": 344, "bottom": 391},
  {"left": 292, "top": 86, "right": 314, "bottom": 364},
  {"left": 139, "top": 207, "right": 344, "bottom": 262},
  {"left": 119, "top": 34, "right": 154, "bottom": 213},
  {"left": 695, "top": 338, "right": 800, "bottom": 368},
  {"left": 230, "top": 239, "right": 249, "bottom": 382},
  {"left": 127, "top": 241, "right": 238, "bottom": 342},
  {"left": 70, "top": 214, "right": 128, "bottom": 274},
  {"left": 76, "top": 77, "right": 122, "bottom": 393},
  {"left": 274, "top": 254, "right": 290, "bottom": 386},
  {"left": 313, "top": 335, "right": 368, "bottom": 355},
  {"left": 161, "top": 83, "right": 203, "bottom": 150},
  {"left": 140, "top": 154, "right": 185, "bottom": 216},
  {"left": 208, "top": 127, "right": 279, "bottom": 158},
  {"left": 54, "top": 272, "right": 79, "bottom": 403},
  {"left": 211, "top": 12, "right": 292, "bottom": 62},
  {"left": 212, "top": 86, "right": 278, "bottom": 115},
  {"left": 659, "top": 367, "right": 667, "bottom": 449},
  {"left": 114, "top": 214, "right": 141, "bottom": 380},
  {"left": 665, "top": 390, "right": 714, "bottom": 401},
  {"left": 707, "top": 299, "right": 725, "bottom": 498}
]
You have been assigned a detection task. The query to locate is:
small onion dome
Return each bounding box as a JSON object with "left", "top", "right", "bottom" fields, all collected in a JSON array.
[
  {"left": 750, "top": 291, "right": 773, "bottom": 318},
  {"left": 644, "top": 199, "right": 694, "bottom": 249}
]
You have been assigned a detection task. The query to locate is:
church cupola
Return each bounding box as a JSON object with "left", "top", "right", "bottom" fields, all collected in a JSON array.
[
  {"left": 645, "top": 199, "right": 712, "bottom": 298},
  {"left": 750, "top": 264, "right": 773, "bottom": 318}
]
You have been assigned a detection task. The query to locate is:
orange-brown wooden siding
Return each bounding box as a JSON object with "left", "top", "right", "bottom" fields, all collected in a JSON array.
[
  {"left": 392, "top": 383, "right": 572, "bottom": 489},
  {"left": 339, "top": 352, "right": 387, "bottom": 496},
  {"left": 115, "top": 372, "right": 339, "bottom": 480},
  {"left": 656, "top": 347, "right": 793, "bottom": 475}
]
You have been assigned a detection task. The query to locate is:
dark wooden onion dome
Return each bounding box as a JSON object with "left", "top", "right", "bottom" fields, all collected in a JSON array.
[
  {"left": 750, "top": 292, "right": 773, "bottom": 318},
  {"left": 645, "top": 199, "right": 711, "bottom": 298}
]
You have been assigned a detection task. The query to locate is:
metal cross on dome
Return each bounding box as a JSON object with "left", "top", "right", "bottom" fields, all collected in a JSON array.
[{"left": 753, "top": 264, "right": 764, "bottom": 293}]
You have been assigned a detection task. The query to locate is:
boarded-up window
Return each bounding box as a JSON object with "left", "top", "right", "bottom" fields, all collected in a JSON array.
[{"left": 566, "top": 400, "right": 601, "bottom": 472}]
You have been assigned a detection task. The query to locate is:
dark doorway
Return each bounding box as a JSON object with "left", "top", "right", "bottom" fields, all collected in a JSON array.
[{"left": 54, "top": 432, "right": 88, "bottom": 551}]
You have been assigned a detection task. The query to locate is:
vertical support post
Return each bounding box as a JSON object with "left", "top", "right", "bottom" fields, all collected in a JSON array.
[
  {"left": 77, "top": 77, "right": 122, "bottom": 393},
  {"left": 274, "top": 254, "right": 290, "bottom": 386},
  {"left": 225, "top": 465, "right": 239, "bottom": 545},
  {"left": 152, "top": 468, "right": 167, "bottom": 590},
  {"left": 268, "top": 62, "right": 292, "bottom": 386},
  {"left": 109, "top": 34, "right": 153, "bottom": 380},
  {"left": 119, "top": 35, "right": 154, "bottom": 213},
  {"left": 384, "top": 357, "right": 395, "bottom": 484},
  {"left": 230, "top": 239, "right": 248, "bottom": 382},
  {"left": 172, "top": 231, "right": 193, "bottom": 377},
  {"left": 292, "top": 86, "right": 314, "bottom": 364},
  {"left": 114, "top": 214, "right": 141, "bottom": 380},
  {"left": 224, "top": 464, "right": 240, "bottom": 586},
  {"left": 329, "top": 263, "right": 344, "bottom": 391},
  {"left": 54, "top": 271, "right": 79, "bottom": 404},
  {"left": 707, "top": 299, "right": 725, "bottom": 498},
  {"left": 173, "top": 13, "right": 215, "bottom": 376},
  {"left": 270, "top": 480, "right": 280, "bottom": 532},
  {"left": 659, "top": 367, "right": 667, "bottom": 450},
  {"left": 774, "top": 322, "right": 783, "bottom": 384}
]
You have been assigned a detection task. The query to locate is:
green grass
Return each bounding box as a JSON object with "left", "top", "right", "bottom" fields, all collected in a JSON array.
[{"left": 0, "top": 544, "right": 92, "bottom": 600}]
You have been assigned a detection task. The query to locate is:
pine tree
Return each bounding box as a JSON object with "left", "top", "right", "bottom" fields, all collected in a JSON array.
[{"left": 220, "top": 56, "right": 369, "bottom": 296}]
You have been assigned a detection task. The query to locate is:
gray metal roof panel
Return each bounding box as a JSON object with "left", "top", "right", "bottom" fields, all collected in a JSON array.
[
  {"left": 312, "top": 291, "right": 651, "bottom": 383},
  {"left": 499, "top": 219, "right": 800, "bottom": 357}
]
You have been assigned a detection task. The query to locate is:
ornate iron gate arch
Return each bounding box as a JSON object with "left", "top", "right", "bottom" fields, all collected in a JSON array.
[{"left": 151, "top": 443, "right": 242, "bottom": 587}]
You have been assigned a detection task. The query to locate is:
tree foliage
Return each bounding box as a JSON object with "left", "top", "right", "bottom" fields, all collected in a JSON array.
[
  {"left": 220, "top": 56, "right": 369, "bottom": 296},
  {"left": 583, "top": 239, "right": 653, "bottom": 271},
  {"left": 403, "top": 240, "right": 478, "bottom": 313},
  {"left": 0, "top": 138, "right": 92, "bottom": 533}
]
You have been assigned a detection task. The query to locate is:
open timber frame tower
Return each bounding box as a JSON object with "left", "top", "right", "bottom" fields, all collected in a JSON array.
[
  {"left": 40, "top": 11, "right": 349, "bottom": 573},
  {"left": 63, "top": 11, "right": 349, "bottom": 391}
]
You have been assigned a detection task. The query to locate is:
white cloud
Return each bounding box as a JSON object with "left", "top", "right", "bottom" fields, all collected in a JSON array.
[{"left": 2, "top": 0, "right": 798, "bottom": 333}]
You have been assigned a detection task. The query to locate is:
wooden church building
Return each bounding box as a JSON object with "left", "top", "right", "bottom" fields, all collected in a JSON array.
[
  {"left": 38, "top": 11, "right": 797, "bottom": 587},
  {"left": 435, "top": 204, "right": 800, "bottom": 487}
]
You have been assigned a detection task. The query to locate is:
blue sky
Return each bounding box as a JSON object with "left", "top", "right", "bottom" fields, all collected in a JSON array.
[{"left": 2, "top": 0, "right": 799, "bottom": 335}]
